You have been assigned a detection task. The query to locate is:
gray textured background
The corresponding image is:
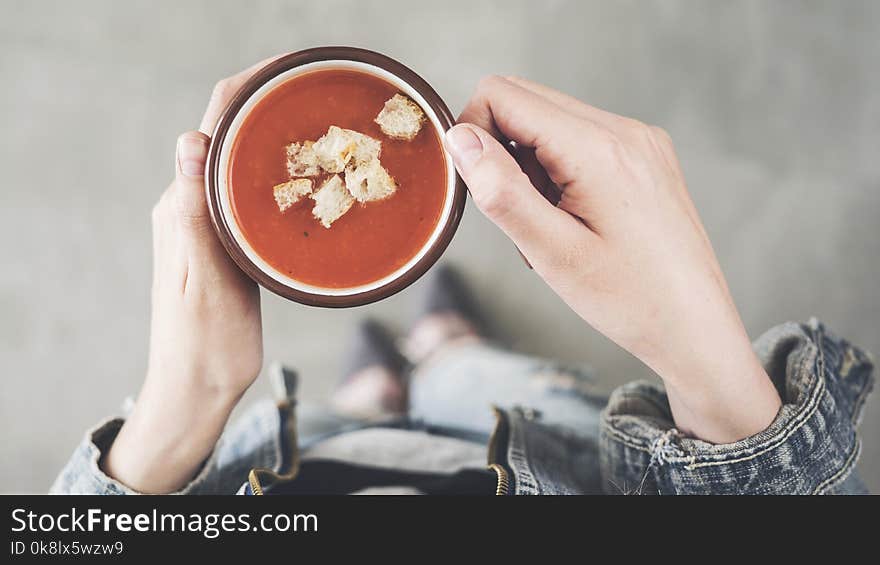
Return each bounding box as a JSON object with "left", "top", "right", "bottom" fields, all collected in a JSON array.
[{"left": 1, "top": 0, "right": 878, "bottom": 493}]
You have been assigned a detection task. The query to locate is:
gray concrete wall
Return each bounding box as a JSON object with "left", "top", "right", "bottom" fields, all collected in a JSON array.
[{"left": 1, "top": 0, "right": 878, "bottom": 493}]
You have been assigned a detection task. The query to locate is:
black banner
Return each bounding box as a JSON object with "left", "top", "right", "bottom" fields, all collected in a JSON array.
[{"left": 0, "top": 494, "right": 858, "bottom": 560}]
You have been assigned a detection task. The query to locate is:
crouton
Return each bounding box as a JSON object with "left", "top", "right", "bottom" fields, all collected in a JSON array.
[
  {"left": 310, "top": 174, "right": 354, "bottom": 228},
  {"left": 273, "top": 178, "right": 313, "bottom": 212},
  {"left": 286, "top": 141, "right": 321, "bottom": 177},
  {"left": 374, "top": 94, "right": 426, "bottom": 141},
  {"left": 312, "top": 126, "right": 381, "bottom": 173},
  {"left": 344, "top": 158, "right": 397, "bottom": 202}
]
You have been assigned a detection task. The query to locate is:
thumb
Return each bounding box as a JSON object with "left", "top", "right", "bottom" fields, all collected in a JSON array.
[
  {"left": 174, "top": 131, "right": 212, "bottom": 232},
  {"left": 173, "top": 131, "right": 250, "bottom": 286},
  {"left": 444, "top": 124, "right": 586, "bottom": 265}
]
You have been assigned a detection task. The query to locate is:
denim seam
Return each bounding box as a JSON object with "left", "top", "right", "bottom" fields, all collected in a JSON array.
[
  {"left": 604, "top": 369, "right": 822, "bottom": 465},
  {"left": 601, "top": 385, "right": 670, "bottom": 455},
  {"left": 603, "top": 426, "right": 652, "bottom": 455},
  {"left": 813, "top": 437, "right": 861, "bottom": 495},
  {"left": 682, "top": 375, "right": 824, "bottom": 470},
  {"left": 848, "top": 362, "right": 874, "bottom": 428},
  {"left": 631, "top": 390, "right": 671, "bottom": 417}
]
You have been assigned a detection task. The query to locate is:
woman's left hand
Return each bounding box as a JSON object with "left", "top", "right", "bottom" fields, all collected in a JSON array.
[{"left": 103, "top": 57, "right": 282, "bottom": 493}]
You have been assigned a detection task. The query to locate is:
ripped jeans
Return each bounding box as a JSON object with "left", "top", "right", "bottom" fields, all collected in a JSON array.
[
  {"left": 409, "top": 320, "right": 873, "bottom": 494},
  {"left": 52, "top": 320, "right": 873, "bottom": 495},
  {"left": 273, "top": 320, "right": 873, "bottom": 495}
]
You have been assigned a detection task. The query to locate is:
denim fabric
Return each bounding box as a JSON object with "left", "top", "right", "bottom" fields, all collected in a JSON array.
[
  {"left": 50, "top": 398, "right": 285, "bottom": 495},
  {"left": 51, "top": 320, "right": 873, "bottom": 495},
  {"left": 598, "top": 319, "right": 873, "bottom": 494},
  {"left": 51, "top": 367, "right": 294, "bottom": 495},
  {"left": 409, "top": 341, "right": 609, "bottom": 494},
  {"left": 409, "top": 342, "right": 608, "bottom": 438},
  {"left": 501, "top": 408, "right": 603, "bottom": 494}
]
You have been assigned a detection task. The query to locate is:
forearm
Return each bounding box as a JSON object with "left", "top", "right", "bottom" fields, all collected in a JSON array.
[
  {"left": 660, "top": 346, "right": 781, "bottom": 444},
  {"left": 101, "top": 377, "right": 240, "bottom": 494},
  {"left": 640, "top": 310, "right": 782, "bottom": 444},
  {"left": 600, "top": 320, "right": 873, "bottom": 495}
]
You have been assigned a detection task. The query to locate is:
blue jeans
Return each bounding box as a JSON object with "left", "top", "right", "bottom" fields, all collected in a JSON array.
[{"left": 52, "top": 320, "right": 873, "bottom": 495}]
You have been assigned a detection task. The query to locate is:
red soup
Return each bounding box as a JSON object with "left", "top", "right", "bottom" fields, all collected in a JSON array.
[{"left": 227, "top": 69, "right": 448, "bottom": 289}]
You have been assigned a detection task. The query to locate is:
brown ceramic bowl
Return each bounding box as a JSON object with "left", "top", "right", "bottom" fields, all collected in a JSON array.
[{"left": 205, "top": 47, "right": 466, "bottom": 307}]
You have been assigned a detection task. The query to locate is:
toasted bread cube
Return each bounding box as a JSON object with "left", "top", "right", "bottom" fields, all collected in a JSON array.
[
  {"left": 273, "top": 178, "right": 313, "bottom": 212},
  {"left": 375, "top": 94, "right": 425, "bottom": 141},
  {"left": 286, "top": 141, "right": 321, "bottom": 177},
  {"left": 312, "top": 126, "right": 381, "bottom": 173},
  {"left": 310, "top": 174, "right": 354, "bottom": 228},
  {"left": 344, "top": 158, "right": 397, "bottom": 202}
]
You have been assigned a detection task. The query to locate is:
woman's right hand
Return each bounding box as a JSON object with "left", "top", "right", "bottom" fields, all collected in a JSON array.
[{"left": 445, "top": 76, "right": 781, "bottom": 444}]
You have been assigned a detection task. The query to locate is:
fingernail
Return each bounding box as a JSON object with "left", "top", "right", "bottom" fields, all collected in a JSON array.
[
  {"left": 445, "top": 125, "right": 483, "bottom": 169},
  {"left": 176, "top": 134, "right": 208, "bottom": 177}
]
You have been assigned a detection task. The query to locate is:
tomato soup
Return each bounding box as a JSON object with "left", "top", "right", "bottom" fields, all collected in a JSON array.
[{"left": 227, "top": 69, "right": 448, "bottom": 289}]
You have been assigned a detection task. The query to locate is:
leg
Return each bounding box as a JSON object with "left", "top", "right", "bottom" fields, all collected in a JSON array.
[
  {"left": 405, "top": 266, "right": 608, "bottom": 438},
  {"left": 288, "top": 322, "right": 409, "bottom": 451},
  {"left": 329, "top": 319, "right": 408, "bottom": 420}
]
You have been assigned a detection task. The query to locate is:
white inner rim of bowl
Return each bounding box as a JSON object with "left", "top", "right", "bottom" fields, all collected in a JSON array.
[{"left": 217, "top": 60, "right": 456, "bottom": 297}]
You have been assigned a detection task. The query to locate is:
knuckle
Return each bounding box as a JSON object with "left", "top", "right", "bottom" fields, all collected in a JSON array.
[
  {"left": 622, "top": 117, "right": 649, "bottom": 133},
  {"left": 210, "top": 78, "right": 233, "bottom": 101},
  {"left": 174, "top": 191, "right": 211, "bottom": 229},
  {"left": 177, "top": 212, "right": 213, "bottom": 234},
  {"left": 649, "top": 125, "right": 674, "bottom": 150},
  {"left": 476, "top": 74, "right": 506, "bottom": 95},
  {"left": 649, "top": 125, "right": 670, "bottom": 141},
  {"left": 472, "top": 174, "right": 519, "bottom": 219},
  {"left": 472, "top": 186, "right": 508, "bottom": 219},
  {"left": 623, "top": 119, "right": 654, "bottom": 145},
  {"left": 176, "top": 130, "right": 204, "bottom": 147},
  {"left": 595, "top": 127, "right": 628, "bottom": 163},
  {"left": 613, "top": 118, "right": 657, "bottom": 150},
  {"left": 594, "top": 126, "right": 651, "bottom": 182}
]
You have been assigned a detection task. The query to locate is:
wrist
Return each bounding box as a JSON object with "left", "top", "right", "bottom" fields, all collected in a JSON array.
[
  {"left": 641, "top": 321, "right": 782, "bottom": 444},
  {"left": 144, "top": 357, "right": 256, "bottom": 405},
  {"left": 102, "top": 374, "right": 240, "bottom": 493}
]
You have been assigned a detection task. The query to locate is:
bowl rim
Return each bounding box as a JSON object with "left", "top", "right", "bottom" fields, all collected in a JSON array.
[{"left": 205, "top": 47, "right": 467, "bottom": 308}]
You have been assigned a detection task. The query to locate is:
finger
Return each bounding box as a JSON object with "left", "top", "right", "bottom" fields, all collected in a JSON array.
[
  {"left": 502, "top": 75, "right": 625, "bottom": 131},
  {"left": 457, "top": 76, "right": 617, "bottom": 189},
  {"left": 151, "top": 182, "right": 187, "bottom": 304},
  {"left": 199, "top": 53, "right": 288, "bottom": 135},
  {"left": 174, "top": 130, "right": 253, "bottom": 290},
  {"left": 151, "top": 189, "right": 168, "bottom": 284},
  {"left": 510, "top": 143, "right": 561, "bottom": 205},
  {"left": 174, "top": 131, "right": 214, "bottom": 239},
  {"left": 458, "top": 75, "right": 583, "bottom": 149},
  {"left": 445, "top": 123, "right": 596, "bottom": 267}
]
